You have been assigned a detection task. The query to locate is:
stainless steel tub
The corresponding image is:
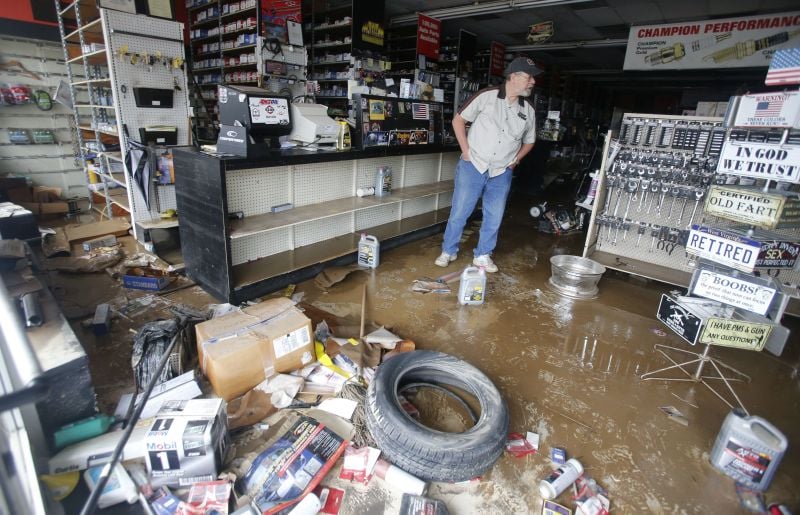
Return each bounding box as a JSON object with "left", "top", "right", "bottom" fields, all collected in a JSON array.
[{"left": 548, "top": 255, "right": 606, "bottom": 299}]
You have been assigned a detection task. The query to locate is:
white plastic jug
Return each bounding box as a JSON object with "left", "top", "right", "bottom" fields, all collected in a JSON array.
[
  {"left": 358, "top": 234, "right": 380, "bottom": 268},
  {"left": 458, "top": 266, "right": 486, "bottom": 305}
]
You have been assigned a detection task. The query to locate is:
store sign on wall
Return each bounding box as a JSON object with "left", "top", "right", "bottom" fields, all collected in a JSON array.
[
  {"left": 686, "top": 225, "right": 760, "bottom": 272},
  {"left": 699, "top": 317, "right": 773, "bottom": 352},
  {"left": 691, "top": 269, "right": 777, "bottom": 316},
  {"left": 656, "top": 294, "right": 701, "bottom": 345},
  {"left": 733, "top": 91, "right": 800, "bottom": 128},
  {"left": 416, "top": 14, "right": 441, "bottom": 60},
  {"left": 756, "top": 240, "right": 800, "bottom": 268},
  {"left": 489, "top": 41, "right": 506, "bottom": 77},
  {"left": 623, "top": 11, "right": 800, "bottom": 71},
  {"left": 716, "top": 140, "right": 800, "bottom": 183},
  {"left": 704, "top": 185, "right": 800, "bottom": 229}
]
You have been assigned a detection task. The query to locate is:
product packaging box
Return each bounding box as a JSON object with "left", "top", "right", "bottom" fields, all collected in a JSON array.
[
  {"left": 122, "top": 267, "right": 171, "bottom": 291},
  {"left": 144, "top": 399, "right": 229, "bottom": 488},
  {"left": 195, "top": 298, "right": 315, "bottom": 400}
]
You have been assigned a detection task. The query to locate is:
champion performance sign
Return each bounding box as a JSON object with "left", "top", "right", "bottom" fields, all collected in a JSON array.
[{"left": 686, "top": 225, "right": 760, "bottom": 272}]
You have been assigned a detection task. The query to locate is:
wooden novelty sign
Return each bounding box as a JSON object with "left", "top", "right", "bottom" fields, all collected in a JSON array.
[
  {"left": 691, "top": 269, "right": 777, "bottom": 316},
  {"left": 716, "top": 140, "right": 800, "bottom": 184},
  {"left": 699, "top": 317, "right": 773, "bottom": 351},
  {"left": 704, "top": 185, "right": 800, "bottom": 229}
]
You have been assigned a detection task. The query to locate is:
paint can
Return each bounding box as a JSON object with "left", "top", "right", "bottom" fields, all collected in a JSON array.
[
  {"left": 710, "top": 409, "right": 787, "bottom": 492},
  {"left": 538, "top": 458, "right": 583, "bottom": 500},
  {"left": 458, "top": 266, "right": 486, "bottom": 305},
  {"left": 358, "top": 234, "right": 380, "bottom": 268}
]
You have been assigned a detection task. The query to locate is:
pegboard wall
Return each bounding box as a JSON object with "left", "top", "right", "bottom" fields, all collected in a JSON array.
[
  {"left": 230, "top": 151, "right": 458, "bottom": 263},
  {"left": 103, "top": 9, "right": 189, "bottom": 228}
]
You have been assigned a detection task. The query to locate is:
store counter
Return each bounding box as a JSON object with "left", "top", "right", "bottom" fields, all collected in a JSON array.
[{"left": 174, "top": 145, "right": 459, "bottom": 303}]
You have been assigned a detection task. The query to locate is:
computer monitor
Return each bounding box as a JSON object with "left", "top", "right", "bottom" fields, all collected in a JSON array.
[
  {"left": 288, "top": 103, "right": 340, "bottom": 146},
  {"left": 216, "top": 85, "right": 292, "bottom": 156}
]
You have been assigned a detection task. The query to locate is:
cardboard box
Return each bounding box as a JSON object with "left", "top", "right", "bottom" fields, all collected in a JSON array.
[
  {"left": 123, "top": 267, "right": 171, "bottom": 291},
  {"left": 144, "top": 399, "right": 229, "bottom": 488},
  {"left": 195, "top": 298, "right": 315, "bottom": 400}
]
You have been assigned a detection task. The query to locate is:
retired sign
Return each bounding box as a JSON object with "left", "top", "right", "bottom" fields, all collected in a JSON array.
[
  {"left": 704, "top": 185, "right": 800, "bottom": 229},
  {"left": 691, "top": 269, "right": 777, "bottom": 316},
  {"left": 733, "top": 91, "right": 800, "bottom": 128},
  {"left": 699, "top": 317, "right": 773, "bottom": 351},
  {"left": 687, "top": 225, "right": 760, "bottom": 272},
  {"left": 656, "top": 294, "right": 701, "bottom": 345},
  {"left": 756, "top": 240, "right": 800, "bottom": 268},
  {"left": 717, "top": 140, "right": 800, "bottom": 184}
]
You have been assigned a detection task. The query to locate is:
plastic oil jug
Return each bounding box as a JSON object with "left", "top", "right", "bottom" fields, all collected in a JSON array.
[
  {"left": 375, "top": 166, "right": 392, "bottom": 197},
  {"left": 358, "top": 234, "right": 380, "bottom": 268},
  {"left": 458, "top": 266, "right": 486, "bottom": 305},
  {"left": 336, "top": 120, "right": 351, "bottom": 150},
  {"left": 709, "top": 409, "right": 787, "bottom": 492}
]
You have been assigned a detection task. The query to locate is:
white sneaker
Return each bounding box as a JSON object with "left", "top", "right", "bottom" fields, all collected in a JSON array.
[
  {"left": 473, "top": 254, "right": 498, "bottom": 273},
  {"left": 435, "top": 252, "right": 457, "bottom": 267}
]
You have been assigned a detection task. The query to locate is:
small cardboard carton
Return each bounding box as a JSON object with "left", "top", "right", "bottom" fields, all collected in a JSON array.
[
  {"left": 122, "top": 267, "right": 171, "bottom": 291},
  {"left": 195, "top": 298, "right": 315, "bottom": 401},
  {"left": 144, "top": 399, "right": 229, "bottom": 488}
]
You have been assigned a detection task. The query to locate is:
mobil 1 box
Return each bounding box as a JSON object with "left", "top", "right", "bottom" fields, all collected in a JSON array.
[
  {"left": 704, "top": 185, "right": 800, "bottom": 230},
  {"left": 145, "top": 399, "right": 229, "bottom": 488}
]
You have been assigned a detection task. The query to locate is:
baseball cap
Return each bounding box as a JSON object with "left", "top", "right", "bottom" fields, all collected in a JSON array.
[{"left": 504, "top": 56, "right": 543, "bottom": 77}]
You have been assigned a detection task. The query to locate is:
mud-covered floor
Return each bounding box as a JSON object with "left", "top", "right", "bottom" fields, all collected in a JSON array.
[{"left": 57, "top": 193, "right": 800, "bottom": 514}]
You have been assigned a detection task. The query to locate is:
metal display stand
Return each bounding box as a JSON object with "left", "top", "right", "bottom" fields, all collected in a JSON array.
[{"left": 55, "top": 2, "right": 189, "bottom": 242}]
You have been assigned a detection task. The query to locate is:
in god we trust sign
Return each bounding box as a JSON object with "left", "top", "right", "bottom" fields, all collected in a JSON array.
[{"left": 716, "top": 140, "right": 800, "bottom": 184}]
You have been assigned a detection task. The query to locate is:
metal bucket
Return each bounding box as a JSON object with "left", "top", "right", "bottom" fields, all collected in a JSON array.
[{"left": 548, "top": 255, "right": 606, "bottom": 299}]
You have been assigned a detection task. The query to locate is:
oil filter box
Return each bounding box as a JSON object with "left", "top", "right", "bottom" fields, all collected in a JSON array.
[{"left": 145, "top": 399, "right": 229, "bottom": 488}]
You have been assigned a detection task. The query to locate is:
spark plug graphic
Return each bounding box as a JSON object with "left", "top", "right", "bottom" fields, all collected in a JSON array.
[
  {"left": 690, "top": 33, "right": 732, "bottom": 52},
  {"left": 704, "top": 29, "right": 800, "bottom": 63},
  {"left": 645, "top": 43, "right": 686, "bottom": 65}
]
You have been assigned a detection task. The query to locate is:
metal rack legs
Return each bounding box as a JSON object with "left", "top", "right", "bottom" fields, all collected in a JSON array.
[{"left": 641, "top": 343, "right": 750, "bottom": 414}]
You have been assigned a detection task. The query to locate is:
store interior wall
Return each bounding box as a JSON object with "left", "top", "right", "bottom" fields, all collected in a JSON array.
[{"left": 0, "top": 36, "right": 87, "bottom": 197}]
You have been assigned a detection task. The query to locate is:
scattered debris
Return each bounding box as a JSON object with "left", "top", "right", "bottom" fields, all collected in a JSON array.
[
  {"left": 551, "top": 447, "right": 567, "bottom": 464},
  {"left": 44, "top": 249, "right": 123, "bottom": 273},
  {"left": 659, "top": 406, "right": 689, "bottom": 426},
  {"left": 399, "top": 493, "right": 450, "bottom": 515},
  {"left": 505, "top": 432, "right": 539, "bottom": 457},
  {"left": 314, "top": 265, "right": 363, "bottom": 289}
]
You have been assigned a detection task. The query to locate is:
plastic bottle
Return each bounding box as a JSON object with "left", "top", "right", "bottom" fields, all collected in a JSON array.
[
  {"left": 83, "top": 463, "right": 138, "bottom": 509},
  {"left": 538, "top": 458, "right": 583, "bottom": 500},
  {"left": 356, "top": 186, "right": 375, "bottom": 197},
  {"left": 336, "top": 121, "right": 351, "bottom": 150},
  {"left": 375, "top": 166, "right": 392, "bottom": 197},
  {"left": 458, "top": 266, "right": 487, "bottom": 305},
  {"left": 373, "top": 459, "right": 427, "bottom": 495},
  {"left": 710, "top": 409, "right": 787, "bottom": 491},
  {"left": 358, "top": 234, "right": 380, "bottom": 268}
]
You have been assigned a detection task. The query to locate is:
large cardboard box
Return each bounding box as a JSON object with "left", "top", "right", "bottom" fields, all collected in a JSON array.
[
  {"left": 195, "top": 298, "right": 315, "bottom": 401},
  {"left": 144, "top": 399, "right": 229, "bottom": 488}
]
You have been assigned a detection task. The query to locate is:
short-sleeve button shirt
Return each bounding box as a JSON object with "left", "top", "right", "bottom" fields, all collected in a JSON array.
[{"left": 458, "top": 84, "right": 537, "bottom": 177}]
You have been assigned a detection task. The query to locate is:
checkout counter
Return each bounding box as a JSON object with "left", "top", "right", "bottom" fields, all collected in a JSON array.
[{"left": 175, "top": 87, "right": 456, "bottom": 303}]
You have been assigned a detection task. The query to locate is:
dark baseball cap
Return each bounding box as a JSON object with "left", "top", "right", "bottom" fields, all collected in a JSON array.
[{"left": 504, "top": 56, "right": 543, "bottom": 77}]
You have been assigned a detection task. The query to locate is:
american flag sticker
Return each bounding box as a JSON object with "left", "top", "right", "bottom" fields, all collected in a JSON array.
[
  {"left": 766, "top": 47, "right": 800, "bottom": 86},
  {"left": 412, "top": 103, "right": 430, "bottom": 120},
  {"left": 755, "top": 98, "right": 784, "bottom": 117}
]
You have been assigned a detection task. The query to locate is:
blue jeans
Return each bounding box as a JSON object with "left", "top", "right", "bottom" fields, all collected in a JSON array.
[{"left": 442, "top": 159, "right": 513, "bottom": 257}]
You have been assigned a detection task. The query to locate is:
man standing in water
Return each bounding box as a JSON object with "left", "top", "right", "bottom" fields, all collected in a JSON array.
[{"left": 435, "top": 57, "right": 540, "bottom": 272}]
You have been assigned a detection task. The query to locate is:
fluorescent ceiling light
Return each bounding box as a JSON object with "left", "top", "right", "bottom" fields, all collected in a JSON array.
[
  {"left": 507, "top": 38, "right": 628, "bottom": 51},
  {"left": 391, "top": 0, "right": 593, "bottom": 25}
]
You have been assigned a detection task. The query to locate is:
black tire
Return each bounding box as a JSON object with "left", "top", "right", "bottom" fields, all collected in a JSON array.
[{"left": 366, "top": 351, "right": 509, "bottom": 482}]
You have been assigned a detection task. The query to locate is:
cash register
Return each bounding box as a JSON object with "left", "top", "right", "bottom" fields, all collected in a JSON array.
[{"left": 215, "top": 85, "right": 292, "bottom": 158}]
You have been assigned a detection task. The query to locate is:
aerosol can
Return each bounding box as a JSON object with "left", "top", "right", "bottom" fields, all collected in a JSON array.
[
  {"left": 358, "top": 234, "right": 380, "bottom": 268},
  {"left": 458, "top": 266, "right": 486, "bottom": 305},
  {"left": 710, "top": 409, "right": 787, "bottom": 492}
]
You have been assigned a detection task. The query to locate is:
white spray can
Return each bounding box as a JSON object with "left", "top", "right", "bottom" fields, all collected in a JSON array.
[
  {"left": 538, "top": 458, "right": 583, "bottom": 500},
  {"left": 458, "top": 266, "right": 486, "bottom": 305},
  {"left": 373, "top": 459, "right": 427, "bottom": 495},
  {"left": 358, "top": 234, "right": 380, "bottom": 268}
]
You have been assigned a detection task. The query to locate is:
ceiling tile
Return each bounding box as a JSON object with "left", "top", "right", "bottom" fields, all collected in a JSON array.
[
  {"left": 707, "top": 0, "right": 761, "bottom": 17},
  {"left": 573, "top": 6, "right": 624, "bottom": 26},
  {"left": 610, "top": 2, "right": 665, "bottom": 24}
]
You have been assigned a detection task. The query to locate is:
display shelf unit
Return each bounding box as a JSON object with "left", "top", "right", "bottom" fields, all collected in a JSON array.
[
  {"left": 56, "top": 2, "right": 189, "bottom": 241},
  {"left": 174, "top": 148, "right": 458, "bottom": 303}
]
